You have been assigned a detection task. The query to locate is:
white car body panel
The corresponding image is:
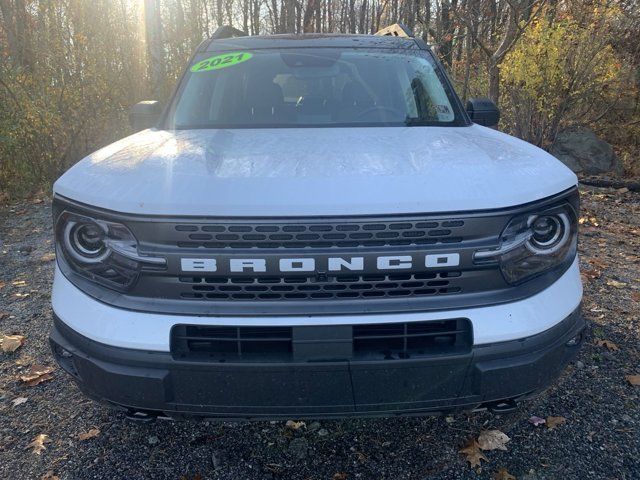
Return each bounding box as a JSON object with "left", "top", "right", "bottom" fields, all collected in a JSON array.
[
  {"left": 53, "top": 125, "right": 577, "bottom": 217},
  {"left": 52, "top": 258, "right": 582, "bottom": 352}
]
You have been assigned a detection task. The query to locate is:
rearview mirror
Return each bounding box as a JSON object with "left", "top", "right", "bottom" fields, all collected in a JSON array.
[
  {"left": 129, "top": 101, "right": 162, "bottom": 131},
  {"left": 466, "top": 98, "right": 500, "bottom": 128}
]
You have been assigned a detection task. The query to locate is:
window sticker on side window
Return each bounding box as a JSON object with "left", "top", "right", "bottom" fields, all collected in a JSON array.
[{"left": 190, "top": 52, "right": 253, "bottom": 73}]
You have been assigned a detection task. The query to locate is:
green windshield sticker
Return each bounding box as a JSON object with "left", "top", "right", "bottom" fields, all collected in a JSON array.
[{"left": 190, "top": 52, "right": 253, "bottom": 72}]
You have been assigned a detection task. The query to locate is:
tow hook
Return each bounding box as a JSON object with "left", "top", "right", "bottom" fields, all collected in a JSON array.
[
  {"left": 125, "top": 410, "right": 158, "bottom": 423},
  {"left": 485, "top": 399, "right": 518, "bottom": 414}
]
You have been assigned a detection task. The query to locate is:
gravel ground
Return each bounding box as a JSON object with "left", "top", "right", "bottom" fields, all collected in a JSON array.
[{"left": 0, "top": 186, "right": 638, "bottom": 480}]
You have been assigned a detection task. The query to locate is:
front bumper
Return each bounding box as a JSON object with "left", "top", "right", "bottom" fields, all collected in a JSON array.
[{"left": 50, "top": 307, "right": 584, "bottom": 419}]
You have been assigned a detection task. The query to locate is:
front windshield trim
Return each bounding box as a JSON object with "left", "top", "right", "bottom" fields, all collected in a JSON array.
[{"left": 162, "top": 47, "right": 469, "bottom": 130}]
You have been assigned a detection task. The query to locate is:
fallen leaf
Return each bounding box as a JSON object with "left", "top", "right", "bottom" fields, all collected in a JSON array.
[
  {"left": 40, "top": 253, "right": 56, "bottom": 262},
  {"left": 528, "top": 415, "right": 546, "bottom": 426},
  {"left": 477, "top": 429, "right": 510, "bottom": 451},
  {"left": 41, "top": 471, "right": 59, "bottom": 480},
  {"left": 588, "top": 258, "right": 608, "bottom": 270},
  {"left": 333, "top": 473, "right": 348, "bottom": 480},
  {"left": 632, "top": 292, "right": 640, "bottom": 302},
  {"left": 12, "top": 397, "right": 28, "bottom": 407},
  {"left": 581, "top": 269, "right": 601, "bottom": 281},
  {"left": 26, "top": 434, "right": 50, "bottom": 455},
  {"left": 15, "top": 355, "right": 32, "bottom": 366},
  {"left": 606, "top": 279, "right": 627, "bottom": 288},
  {"left": 617, "top": 187, "right": 629, "bottom": 194},
  {"left": 546, "top": 416, "right": 567, "bottom": 429},
  {"left": 20, "top": 364, "right": 54, "bottom": 386},
  {"left": 0, "top": 311, "right": 9, "bottom": 320},
  {"left": 459, "top": 438, "right": 488, "bottom": 468},
  {"left": 12, "top": 280, "right": 27, "bottom": 287},
  {"left": 285, "top": 420, "right": 306, "bottom": 430},
  {"left": 626, "top": 375, "right": 640, "bottom": 386},
  {"left": 595, "top": 339, "right": 619, "bottom": 351},
  {"left": 1, "top": 334, "right": 25, "bottom": 353},
  {"left": 493, "top": 468, "right": 516, "bottom": 480},
  {"left": 78, "top": 428, "right": 100, "bottom": 441}
]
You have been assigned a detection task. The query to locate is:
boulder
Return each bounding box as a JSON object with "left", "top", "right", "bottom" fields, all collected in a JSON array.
[{"left": 550, "top": 126, "right": 622, "bottom": 175}]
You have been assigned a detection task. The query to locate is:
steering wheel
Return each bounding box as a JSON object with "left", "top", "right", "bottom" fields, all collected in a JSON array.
[{"left": 355, "top": 105, "right": 404, "bottom": 120}]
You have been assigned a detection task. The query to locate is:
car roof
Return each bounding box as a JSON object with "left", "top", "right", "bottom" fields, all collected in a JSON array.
[{"left": 200, "top": 33, "right": 421, "bottom": 52}]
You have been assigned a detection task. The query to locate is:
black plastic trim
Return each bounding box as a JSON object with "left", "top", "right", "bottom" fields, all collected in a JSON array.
[
  {"left": 54, "top": 186, "right": 577, "bottom": 222},
  {"left": 49, "top": 307, "right": 585, "bottom": 419}
]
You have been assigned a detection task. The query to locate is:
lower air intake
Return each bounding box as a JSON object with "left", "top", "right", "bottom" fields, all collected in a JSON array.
[{"left": 171, "top": 319, "right": 472, "bottom": 362}]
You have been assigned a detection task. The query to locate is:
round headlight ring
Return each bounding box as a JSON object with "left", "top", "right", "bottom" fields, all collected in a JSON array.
[
  {"left": 526, "top": 213, "right": 570, "bottom": 254},
  {"left": 63, "top": 220, "right": 110, "bottom": 264}
]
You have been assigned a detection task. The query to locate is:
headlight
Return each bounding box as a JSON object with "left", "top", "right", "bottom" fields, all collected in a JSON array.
[
  {"left": 55, "top": 211, "right": 165, "bottom": 291},
  {"left": 474, "top": 203, "right": 577, "bottom": 284}
]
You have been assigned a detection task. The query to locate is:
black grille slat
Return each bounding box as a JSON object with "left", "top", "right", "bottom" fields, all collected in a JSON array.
[
  {"left": 172, "top": 219, "right": 465, "bottom": 249},
  {"left": 178, "top": 272, "right": 461, "bottom": 301},
  {"left": 352, "top": 330, "right": 465, "bottom": 340}
]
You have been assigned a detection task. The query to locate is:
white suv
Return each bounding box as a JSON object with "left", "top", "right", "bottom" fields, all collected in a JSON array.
[{"left": 49, "top": 28, "right": 584, "bottom": 420}]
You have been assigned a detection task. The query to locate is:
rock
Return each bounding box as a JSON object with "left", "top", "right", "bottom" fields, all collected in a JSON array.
[
  {"left": 575, "top": 360, "right": 585, "bottom": 369},
  {"left": 307, "top": 421, "right": 321, "bottom": 432},
  {"left": 521, "top": 469, "right": 541, "bottom": 480},
  {"left": 211, "top": 450, "right": 222, "bottom": 469},
  {"left": 288, "top": 437, "right": 309, "bottom": 459},
  {"left": 147, "top": 435, "right": 159, "bottom": 445},
  {"left": 550, "top": 126, "right": 622, "bottom": 175}
]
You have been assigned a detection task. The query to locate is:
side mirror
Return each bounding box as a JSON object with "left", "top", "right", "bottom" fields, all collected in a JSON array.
[
  {"left": 466, "top": 98, "right": 500, "bottom": 127},
  {"left": 129, "top": 101, "right": 162, "bottom": 131}
]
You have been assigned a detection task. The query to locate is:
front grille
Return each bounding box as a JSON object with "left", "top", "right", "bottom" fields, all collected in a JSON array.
[
  {"left": 173, "top": 219, "right": 466, "bottom": 249},
  {"left": 178, "top": 271, "right": 463, "bottom": 301},
  {"left": 171, "top": 319, "right": 472, "bottom": 362},
  {"left": 123, "top": 212, "right": 510, "bottom": 313}
]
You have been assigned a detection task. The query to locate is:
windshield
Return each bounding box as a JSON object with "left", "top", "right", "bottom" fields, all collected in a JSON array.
[{"left": 166, "top": 48, "right": 464, "bottom": 129}]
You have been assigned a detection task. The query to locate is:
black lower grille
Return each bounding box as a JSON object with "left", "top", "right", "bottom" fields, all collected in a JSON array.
[
  {"left": 353, "top": 319, "right": 471, "bottom": 359},
  {"left": 171, "top": 319, "right": 472, "bottom": 362},
  {"left": 172, "top": 325, "right": 293, "bottom": 361},
  {"left": 178, "top": 271, "right": 463, "bottom": 301}
]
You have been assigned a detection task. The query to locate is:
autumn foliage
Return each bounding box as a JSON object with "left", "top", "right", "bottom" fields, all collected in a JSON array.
[{"left": 0, "top": 0, "right": 638, "bottom": 197}]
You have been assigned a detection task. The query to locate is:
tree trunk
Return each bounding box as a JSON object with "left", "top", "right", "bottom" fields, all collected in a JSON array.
[
  {"left": 488, "top": 62, "right": 500, "bottom": 105},
  {"left": 302, "top": 0, "right": 318, "bottom": 32},
  {"left": 0, "top": 0, "right": 19, "bottom": 65},
  {"left": 144, "top": 0, "right": 165, "bottom": 99},
  {"left": 0, "top": 0, "right": 33, "bottom": 68}
]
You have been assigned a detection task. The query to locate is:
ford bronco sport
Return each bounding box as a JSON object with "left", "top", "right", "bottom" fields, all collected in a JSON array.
[{"left": 49, "top": 26, "right": 584, "bottom": 420}]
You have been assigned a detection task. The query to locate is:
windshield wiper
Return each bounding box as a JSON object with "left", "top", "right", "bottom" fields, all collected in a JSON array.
[{"left": 404, "top": 116, "right": 440, "bottom": 126}]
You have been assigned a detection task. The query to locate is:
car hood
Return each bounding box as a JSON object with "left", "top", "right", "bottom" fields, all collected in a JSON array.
[{"left": 54, "top": 125, "right": 577, "bottom": 216}]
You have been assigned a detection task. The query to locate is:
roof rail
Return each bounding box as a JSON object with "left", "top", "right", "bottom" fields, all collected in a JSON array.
[
  {"left": 210, "top": 25, "right": 248, "bottom": 40},
  {"left": 374, "top": 23, "right": 414, "bottom": 38}
]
